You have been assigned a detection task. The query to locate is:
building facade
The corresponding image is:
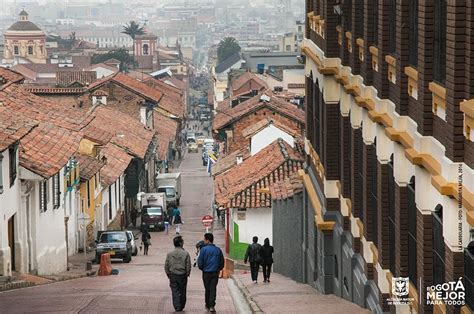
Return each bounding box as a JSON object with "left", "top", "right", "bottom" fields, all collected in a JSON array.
[{"left": 301, "top": 0, "right": 473, "bottom": 313}]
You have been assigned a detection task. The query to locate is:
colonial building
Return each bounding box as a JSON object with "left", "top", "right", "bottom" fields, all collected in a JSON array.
[
  {"left": 2, "top": 10, "right": 47, "bottom": 65},
  {"left": 301, "top": 1, "right": 473, "bottom": 313}
]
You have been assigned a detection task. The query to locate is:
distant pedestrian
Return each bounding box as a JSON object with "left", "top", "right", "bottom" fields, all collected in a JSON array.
[
  {"left": 131, "top": 207, "right": 138, "bottom": 227},
  {"left": 197, "top": 233, "right": 224, "bottom": 313},
  {"left": 261, "top": 238, "right": 274, "bottom": 283},
  {"left": 142, "top": 228, "right": 151, "bottom": 255},
  {"left": 164, "top": 211, "right": 170, "bottom": 235},
  {"left": 174, "top": 213, "right": 182, "bottom": 234},
  {"left": 167, "top": 207, "right": 174, "bottom": 226},
  {"left": 165, "top": 236, "right": 191, "bottom": 312},
  {"left": 244, "top": 236, "right": 262, "bottom": 283}
]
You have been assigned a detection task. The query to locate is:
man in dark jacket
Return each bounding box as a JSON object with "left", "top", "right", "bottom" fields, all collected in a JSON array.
[
  {"left": 165, "top": 236, "right": 191, "bottom": 312},
  {"left": 197, "top": 233, "right": 224, "bottom": 312},
  {"left": 244, "top": 236, "right": 262, "bottom": 283}
]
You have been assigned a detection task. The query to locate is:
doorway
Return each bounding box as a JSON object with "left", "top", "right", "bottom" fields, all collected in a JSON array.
[{"left": 8, "top": 215, "right": 15, "bottom": 271}]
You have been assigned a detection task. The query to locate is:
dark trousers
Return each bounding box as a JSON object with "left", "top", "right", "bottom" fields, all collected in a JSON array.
[
  {"left": 250, "top": 262, "right": 260, "bottom": 281},
  {"left": 143, "top": 243, "right": 149, "bottom": 255},
  {"left": 262, "top": 263, "right": 272, "bottom": 280},
  {"left": 202, "top": 272, "right": 219, "bottom": 308},
  {"left": 169, "top": 274, "right": 188, "bottom": 311}
]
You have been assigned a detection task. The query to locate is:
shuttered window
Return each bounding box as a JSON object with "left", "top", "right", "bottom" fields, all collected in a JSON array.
[
  {"left": 9, "top": 144, "right": 17, "bottom": 187},
  {"left": 314, "top": 81, "right": 321, "bottom": 155},
  {"left": 53, "top": 173, "right": 60, "bottom": 209},
  {"left": 39, "top": 181, "right": 47, "bottom": 213}
]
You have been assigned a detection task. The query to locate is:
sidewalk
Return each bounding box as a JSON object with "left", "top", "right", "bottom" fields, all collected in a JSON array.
[
  {"left": 233, "top": 271, "right": 370, "bottom": 314},
  {"left": 0, "top": 251, "right": 97, "bottom": 292}
]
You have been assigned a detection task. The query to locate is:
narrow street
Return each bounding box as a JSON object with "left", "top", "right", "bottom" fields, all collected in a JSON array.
[{"left": 0, "top": 123, "right": 238, "bottom": 313}]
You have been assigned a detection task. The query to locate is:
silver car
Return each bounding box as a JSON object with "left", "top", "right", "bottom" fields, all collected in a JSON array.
[
  {"left": 95, "top": 231, "right": 132, "bottom": 263},
  {"left": 126, "top": 231, "right": 139, "bottom": 256}
]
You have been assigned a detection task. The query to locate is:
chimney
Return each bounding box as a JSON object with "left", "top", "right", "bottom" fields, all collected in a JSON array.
[{"left": 236, "top": 155, "right": 243, "bottom": 165}]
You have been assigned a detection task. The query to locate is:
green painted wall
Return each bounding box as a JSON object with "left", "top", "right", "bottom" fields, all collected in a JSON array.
[{"left": 229, "top": 222, "right": 249, "bottom": 260}]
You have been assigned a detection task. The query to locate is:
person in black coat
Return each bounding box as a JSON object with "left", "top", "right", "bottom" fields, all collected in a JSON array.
[
  {"left": 261, "top": 238, "right": 274, "bottom": 283},
  {"left": 142, "top": 228, "right": 151, "bottom": 255}
]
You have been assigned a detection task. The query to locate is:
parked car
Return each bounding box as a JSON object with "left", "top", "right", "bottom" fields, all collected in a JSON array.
[
  {"left": 95, "top": 231, "right": 133, "bottom": 264},
  {"left": 188, "top": 142, "right": 199, "bottom": 153},
  {"left": 126, "top": 230, "right": 139, "bottom": 256}
]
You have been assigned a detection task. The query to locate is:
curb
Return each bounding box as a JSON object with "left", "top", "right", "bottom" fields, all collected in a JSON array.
[
  {"left": 231, "top": 275, "right": 263, "bottom": 313},
  {"left": 0, "top": 281, "right": 36, "bottom": 292}
]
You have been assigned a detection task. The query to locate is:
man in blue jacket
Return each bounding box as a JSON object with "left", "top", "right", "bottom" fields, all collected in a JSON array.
[{"left": 197, "top": 233, "right": 224, "bottom": 312}]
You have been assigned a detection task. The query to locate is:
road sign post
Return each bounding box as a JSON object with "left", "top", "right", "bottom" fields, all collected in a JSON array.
[{"left": 202, "top": 214, "right": 214, "bottom": 233}]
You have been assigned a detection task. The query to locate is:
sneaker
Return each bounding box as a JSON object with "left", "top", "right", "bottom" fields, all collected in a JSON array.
[
  {"left": 253, "top": 280, "right": 257, "bottom": 284},
  {"left": 205, "top": 306, "right": 210, "bottom": 312},
  {"left": 209, "top": 307, "right": 216, "bottom": 312}
]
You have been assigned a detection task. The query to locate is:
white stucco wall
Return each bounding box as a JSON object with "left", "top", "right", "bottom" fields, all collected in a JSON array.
[
  {"left": 250, "top": 125, "right": 294, "bottom": 156},
  {"left": 232, "top": 207, "right": 273, "bottom": 244}
]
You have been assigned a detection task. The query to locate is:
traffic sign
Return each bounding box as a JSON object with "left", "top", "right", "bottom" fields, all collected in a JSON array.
[{"left": 202, "top": 215, "right": 214, "bottom": 227}]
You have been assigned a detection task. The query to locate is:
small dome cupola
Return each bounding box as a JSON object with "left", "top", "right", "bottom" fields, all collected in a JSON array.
[{"left": 19, "top": 9, "right": 29, "bottom": 21}]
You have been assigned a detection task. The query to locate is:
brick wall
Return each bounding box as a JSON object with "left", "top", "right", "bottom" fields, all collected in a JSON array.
[
  {"left": 227, "top": 107, "right": 303, "bottom": 154},
  {"left": 377, "top": 162, "right": 390, "bottom": 269},
  {"left": 445, "top": 246, "right": 464, "bottom": 314},
  {"left": 417, "top": 211, "right": 434, "bottom": 313},
  {"left": 349, "top": 0, "right": 363, "bottom": 75},
  {"left": 340, "top": 116, "right": 352, "bottom": 198},
  {"left": 361, "top": 0, "right": 377, "bottom": 85},
  {"left": 323, "top": 103, "right": 340, "bottom": 180},
  {"left": 351, "top": 128, "right": 363, "bottom": 219},
  {"left": 102, "top": 83, "right": 145, "bottom": 120},
  {"left": 395, "top": 184, "right": 408, "bottom": 277},
  {"left": 373, "top": 0, "right": 390, "bottom": 98}
]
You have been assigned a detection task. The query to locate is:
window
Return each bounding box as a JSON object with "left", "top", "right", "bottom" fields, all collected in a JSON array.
[
  {"left": 371, "top": 0, "right": 379, "bottom": 45},
  {"left": 52, "top": 173, "right": 60, "bottom": 209},
  {"left": 286, "top": 44, "right": 292, "bottom": 51},
  {"left": 118, "top": 176, "right": 121, "bottom": 208},
  {"left": 408, "top": 0, "right": 418, "bottom": 67},
  {"left": 9, "top": 144, "right": 17, "bottom": 187},
  {"left": 28, "top": 46, "right": 33, "bottom": 55},
  {"left": 143, "top": 44, "right": 149, "bottom": 55},
  {"left": 433, "top": 0, "right": 446, "bottom": 83},
  {"left": 14, "top": 46, "right": 19, "bottom": 55},
  {"left": 313, "top": 80, "right": 321, "bottom": 155},
  {"left": 115, "top": 181, "right": 118, "bottom": 210},
  {"left": 407, "top": 177, "right": 417, "bottom": 286},
  {"left": 0, "top": 154, "right": 3, "bottom": 194},
  {"left": 39, "top": 181, "right": 47, "bottom": 212},
  {"left": 432, "top": 205, "right": 445, "bottom": 285},
  {"left": 356, "top": 130, "right": 364, "bottom": 220},
  {"left": 344, "top": 0, "right": 352, "bottom": 31},
  {"left": 86, "top": 180, "right": 91, "bottom": 208},
  {"left": 388, "top": 0, "right": 396, "bottom": 53},
  {"left": 465, "top": 243, "right": 474, "bottom": 310},
  {"left": 387, "top": 156, "right": 396, "bottom": 275},
  {"left": 370, "top": 142, "right": 378, "bottom": 246}
]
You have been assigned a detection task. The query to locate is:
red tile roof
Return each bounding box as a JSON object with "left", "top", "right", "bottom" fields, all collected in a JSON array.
[
  {"left": 241, "top": 117, "right": 301, "bottom": 138},
  {"left": 213, "top": 91, "right": 305, "bottom": 131},
  {"left": 144, "top": 77, "right": 185, "bottom": 119},
  {"left": 231, "top": 72, "right": 268, "bottom": 92},
  {"left": 76, "top": 153, "right": 105, "bottom": 180},
  {"left": 0, "top": 84, "right": 93, "bottom": 132},
  {"left": 154, "top": 112, "right": 179, "bottom": 160},
  {"left": 88, "top": 72, "right": 163, "bottom": 104},
  {"left": 270, "top": 173, "right": 303, "bottom": 201},
  {"left": 0, "top": 67, "right": 24, "bottom": 85},
  {"left": 99, "top": 142, "right": 132, "bottom": 186},
  {"left": 23, "top": 86, "right": 85, "bottom": 94},
  {"left": 161, "top": 77, "right": 186, "bottom": 91},
  {"left": 85, "top": 106, "right": 155, "bottom": 159},
  {"left": 212, "top": 147, "right": 250, "bottom": 176},
  {"left": 19, "top": 122, "right": 82, "bottom": 178},
  {"left": 0, "top": 107, "right": 37, "bottom": 151},
  {"left": 56, "top": 71, "right": 97, "bottom": 87},
  {"left": 214, "top": 139, "right": 304, "bottom": 208}
]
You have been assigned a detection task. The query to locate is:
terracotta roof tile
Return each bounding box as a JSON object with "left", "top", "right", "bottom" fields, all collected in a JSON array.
[
  {"left": 76, "top": 153, "right": 105, "bottom": 180},
  {"left": 213, "top": 91, "right": 305, "bottom": 131},
  {"left": 161, "top": 77, "right": 186, "bottom": 91},
  {"left": 212, "top": 147, "right": 250, "bottom": 176},
  {"left": 0, "top": 107, "right": 38, "bottom": 151},
  {"left": 154, "top": 112, "right": 178, "bottom": 160},
  {"left": 231, "top": 72, "right": 268, "bottom": 93},
  {"left": 0, "top": 67, "right": 24, "bottom": 85},
  {"left": 144, "top": 78, "right": 185, "bottom": 118},
  {"left": 0, "top": 84, "right": 93, "bottom": 132},
  {"left": 56, "top": 71, "right": 97, "bottom": 87},
  {"left": 214, "top": 139, "right": 303, "bottom": 208},
  {"left": 99, "top": 142, "right": 132, "bottom": 186},
  {"left": 269, "top": 173, "right": 303, "bottom": 201},
  {"left": 24, "top": 86, "right": 85, "bottom": 94},
  {"left": 19, "top": 122, "right": 81, "bottom": 178},
  {"left": 85, "top": 106, "right": 155, "bottom": 159},
  {"left": 241, "top": 117, "right": 301, "bottom": 138},
  {"left": 88, "top": 72, "right": 163, "bottom": 104}
]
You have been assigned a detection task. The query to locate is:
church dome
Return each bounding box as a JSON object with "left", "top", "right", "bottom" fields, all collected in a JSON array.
[{"left": 6, "top": 10, "right": 43, "bottom": 32}]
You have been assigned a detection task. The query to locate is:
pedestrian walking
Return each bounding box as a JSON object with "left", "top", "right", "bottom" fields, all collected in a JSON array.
[
  {"left": 167, "top": 206, "right": 174, "bottom": 226},
  {"left": 244, "top": 236, "right": 262, "bottom": 283},
  {"left": 197, "top": 233, "right": 224, "bottom": 312},
  {"left": 131, "top": 207, "right": 138, "bottom": 227},
  {"left": 142, "top": 228, "right": 151, "bottom": 255},
  {"left": 164, "top": 236, "right": 191, "bottom": 312},
  {"left": 164, "top": 211, "right": 170, "bottom": 235},
  {"left": 261, "top": 238, "right": 274, "bottom": 283},
  {"left": 174, "top": 213, "right": 182, "bottom": 234}
]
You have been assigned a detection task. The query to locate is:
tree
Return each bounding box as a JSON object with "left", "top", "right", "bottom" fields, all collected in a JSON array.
[
  {"left": 122, "top": 21, "right": 145, "bottom": 67},
  {"left": 91, "top": 49, "right": 137, "bottom": 72},
  {"left": 217, "top": 37, "right": 241, "bottom": 64}
]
